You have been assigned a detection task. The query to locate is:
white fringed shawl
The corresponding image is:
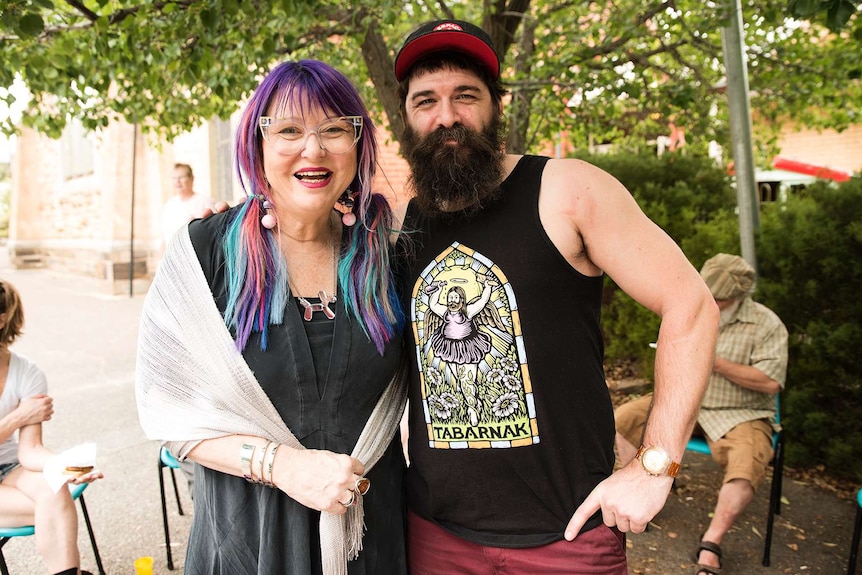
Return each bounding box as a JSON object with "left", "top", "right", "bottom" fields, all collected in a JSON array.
[{"left": 135, "top": 225, "right": 408, "bottom": 575}]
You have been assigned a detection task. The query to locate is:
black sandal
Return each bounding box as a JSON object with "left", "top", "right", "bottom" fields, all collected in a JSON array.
[{"left": 693, "top": 539, "right": 723, "bottom": 575}]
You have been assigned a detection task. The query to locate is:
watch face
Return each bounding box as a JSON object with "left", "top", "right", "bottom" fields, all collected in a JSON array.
[{"left": 642, "top": 447, "right": 669, "bottom": 473}]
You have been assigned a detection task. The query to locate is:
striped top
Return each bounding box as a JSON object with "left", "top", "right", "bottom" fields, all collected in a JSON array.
[{"left": 698, "top": 297, "right": 788, "bottom": 440}]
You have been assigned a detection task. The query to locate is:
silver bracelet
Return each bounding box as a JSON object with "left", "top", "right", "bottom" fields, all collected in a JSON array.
[
  {"left": 255, "top": 441, "right": 271, "bottom": 484},
  {"left": 263, "top": 443, "right": 281, "bottom": 487},
  {"left": 239, "top": 443, "right": 255, "bottom": 482}
]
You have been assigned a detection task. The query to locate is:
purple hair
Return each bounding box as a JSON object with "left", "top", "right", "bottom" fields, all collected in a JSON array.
[{"left": 224, "top": 60, "right": 403, "bottom": 353}]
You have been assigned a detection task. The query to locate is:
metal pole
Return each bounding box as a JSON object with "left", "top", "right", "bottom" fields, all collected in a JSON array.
[
  {"left": 129, "top": 124, "right": 137, "bottom": 297},
  {"left": 721, "top": 0, "right": 759, "bottom": 273}
]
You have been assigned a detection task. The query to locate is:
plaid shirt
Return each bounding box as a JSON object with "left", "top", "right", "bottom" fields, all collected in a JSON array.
[{"left": 698, "top": 297, "right": 789, "bottom": 441}]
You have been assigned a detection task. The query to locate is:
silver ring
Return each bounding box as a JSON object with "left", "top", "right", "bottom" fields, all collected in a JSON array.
[
  {"left": 355, "top": 477, "right": 371, "bottom": 496},
  {"left": 339, "top": 491, "right": 356, "bottom": 507}
]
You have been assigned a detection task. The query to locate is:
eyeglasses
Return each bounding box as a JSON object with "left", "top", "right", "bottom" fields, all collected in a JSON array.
[{"left": 259, "top": 116, "right": 363, "bottom": 155}]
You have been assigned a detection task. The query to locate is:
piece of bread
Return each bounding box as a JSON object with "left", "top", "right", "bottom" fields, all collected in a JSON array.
[{"left": 62, "top": 465, "right": 94, "bottom": 477}]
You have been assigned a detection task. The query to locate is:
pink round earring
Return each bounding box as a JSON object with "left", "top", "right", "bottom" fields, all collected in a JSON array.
[{"left": 261, "top": 200, "right": 276, "bottom": 229}]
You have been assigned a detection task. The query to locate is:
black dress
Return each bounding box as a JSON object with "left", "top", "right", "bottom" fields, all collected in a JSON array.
[{"left": 183, "top": 210, "right": 407, "bottom": 575}]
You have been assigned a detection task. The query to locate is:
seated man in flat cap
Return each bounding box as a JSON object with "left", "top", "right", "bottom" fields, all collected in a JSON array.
[{"left": 614, "top": 253, "right": 788, "bottom": 575}]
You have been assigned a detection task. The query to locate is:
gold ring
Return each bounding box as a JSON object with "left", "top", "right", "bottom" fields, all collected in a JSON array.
[
  {"left": 355, "top": 477, "right": 371, "bottom": 495},
  {"left": 339, "top": 491, "right": 356, "bottom": 507}
]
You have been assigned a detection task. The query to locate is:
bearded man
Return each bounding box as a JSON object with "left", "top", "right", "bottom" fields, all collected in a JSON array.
[{"left": 394, "top": 20, "right": 720, "bottom": 574}]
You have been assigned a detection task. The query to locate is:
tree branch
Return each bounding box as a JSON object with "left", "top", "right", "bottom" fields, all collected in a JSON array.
[
  {"left": 436, "top": 0, "right": 456, "bottom": 19},
  {"left": 65, "top": 0, "right": 100, "bottom": 22}
]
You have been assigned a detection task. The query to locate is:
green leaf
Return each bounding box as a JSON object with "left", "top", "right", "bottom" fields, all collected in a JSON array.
[
  {"left": 790, "top": 0, "right": 822, "bottom": 18},
  {"left": 18, "top": 13, "right": 45, "bottom": 38},
  {"left": 223, "top": 0, "right": 240, "bottom": 16},
  {"left": 49, "top": 51, "right": 67, "bottom": 68},
  {"left": 200, "top": 9, "right": 217, "bottom": 29},
  {"left": 826, "top": 0, "right": 858, "bottom": 32},
  {"left": 29, "top": 53, "right": 47, "bottom": 69}
]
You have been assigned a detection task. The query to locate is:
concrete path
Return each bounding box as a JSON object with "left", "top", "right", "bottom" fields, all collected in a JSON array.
[{"left": 1, "top": 252, "right": 191, "bottom": 574}]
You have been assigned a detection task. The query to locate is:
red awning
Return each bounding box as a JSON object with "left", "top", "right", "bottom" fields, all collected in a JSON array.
[{"left": 772, "top": 157, "right": 852, "bottom": 182}]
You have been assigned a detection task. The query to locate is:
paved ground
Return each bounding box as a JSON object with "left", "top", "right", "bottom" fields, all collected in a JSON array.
[
  {"left": 623, "top": 449, "right": 860, "bottom": 574},
  {"left": 1, "top": 251, "right": 860, "bottom": 574}
]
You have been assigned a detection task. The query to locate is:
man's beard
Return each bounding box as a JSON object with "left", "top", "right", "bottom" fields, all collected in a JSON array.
[{"left": 401, "top": 118, "right": 505, "bottom": 217}]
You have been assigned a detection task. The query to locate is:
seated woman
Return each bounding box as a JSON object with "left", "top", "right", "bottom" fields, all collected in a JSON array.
[{"left": 0, "top": 279, "right": 103, "bottom": 575}]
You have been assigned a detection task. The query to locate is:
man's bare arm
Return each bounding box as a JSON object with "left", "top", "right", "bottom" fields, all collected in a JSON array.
[{"left": 538, "top": 158, "right": 719, "bottom": 537}]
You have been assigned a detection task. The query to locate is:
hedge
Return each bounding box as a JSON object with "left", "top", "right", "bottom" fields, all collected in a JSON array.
[{"left": 575, "top": 150, "right": 862, "bottom": 481}]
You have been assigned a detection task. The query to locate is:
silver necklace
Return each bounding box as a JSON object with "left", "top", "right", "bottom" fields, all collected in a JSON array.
[
  {"left": 288, "top": 219, "right": 338, "bottom": 322},
  {"left": 297, "top": 291, "right": 337, "bottom": 321}
]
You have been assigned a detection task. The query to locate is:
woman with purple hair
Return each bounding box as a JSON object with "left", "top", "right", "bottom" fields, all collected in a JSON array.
[{"left": 136, "top": 60, "right": 407, "bottom": 574}]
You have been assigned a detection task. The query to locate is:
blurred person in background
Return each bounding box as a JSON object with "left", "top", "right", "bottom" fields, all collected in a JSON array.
[{"left": 161, "top": 163, "right": 215, "bottom": 248}]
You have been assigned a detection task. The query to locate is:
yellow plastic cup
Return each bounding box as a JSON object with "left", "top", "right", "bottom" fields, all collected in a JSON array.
[{"left": 134, "top": 556, "right": 154, "bottom": 575}]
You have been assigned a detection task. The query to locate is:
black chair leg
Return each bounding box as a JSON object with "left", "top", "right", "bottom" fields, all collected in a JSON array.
[
  {"left": 159, "top": 460, "right": 175, "bottom": 570},
  {"left": 168, "top": 467, "right": 185, "bottom": 516},
  {"left": 762, "top": 433, "right": 784, "bottom": 567},
  {"left": 77, "top": 495, "right": 106, "bottom": 575},
  {"left": 773, "top": 435, "right": 785, "bottom": 516},
  {"left": 849, "top": 500, "right": 862, "bottom": 575},
  {"left": 0, "top": 538, "right": 10, "bottom": 575}
]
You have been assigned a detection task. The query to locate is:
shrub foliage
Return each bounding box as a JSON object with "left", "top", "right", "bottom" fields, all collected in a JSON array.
[
  {"left": 757, "top": 180, "right": 862, "bottom": 479},
  {"left": 577, "top": 151, "right": 862, "bottom": 481}
]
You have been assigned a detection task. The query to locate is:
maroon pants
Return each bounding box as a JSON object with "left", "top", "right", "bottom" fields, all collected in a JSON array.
[{"left": 407, "top": 509, "right": 628, "bottom": 574}]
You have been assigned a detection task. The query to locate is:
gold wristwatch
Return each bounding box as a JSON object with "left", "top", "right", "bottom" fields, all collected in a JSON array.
[{"left": 635, "top": 444, "right": 681, "bottom": 477}]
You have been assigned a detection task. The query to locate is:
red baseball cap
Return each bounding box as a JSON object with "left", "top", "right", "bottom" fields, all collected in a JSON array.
[{"left": 394, "top": 20, "right": 500, "bottom": 82}]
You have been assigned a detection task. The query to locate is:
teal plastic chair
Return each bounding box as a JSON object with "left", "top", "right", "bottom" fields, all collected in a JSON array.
[
  {"left": 686, "top": 394, "right": 784, "bottom": 567},
  {"left": 158, "top": 446, "right": 186, "bottom": 570},
  {"left": 0, "top": 482, "right": 105, "bottom": 575},
  {"left": 848, "top": 488, "right": 862, "bottom": 575}
]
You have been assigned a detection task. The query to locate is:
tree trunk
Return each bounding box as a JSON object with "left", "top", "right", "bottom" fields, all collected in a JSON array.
[
  {"left": 484, "top": 0, "right": 532, "bottom": 58},
  {"left": 361, "top": 21, "right": 404, "bottom": 145},
  {"left": 506, "top": 16, "right": 537, "bottom": 154}
]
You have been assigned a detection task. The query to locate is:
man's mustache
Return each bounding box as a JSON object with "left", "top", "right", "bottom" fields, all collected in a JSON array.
[{"left": 427, "top": 125, "right": 470, "bottom": 146}]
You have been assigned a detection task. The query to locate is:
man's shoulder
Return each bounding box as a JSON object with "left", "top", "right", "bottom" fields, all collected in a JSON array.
[
  {"left": 503, "top": 155, "right": 611, "bottom": 190},
  {"left": 539, "top": 156, "right": 618, "bottom": 191},
  {"left": 741, "top": 299, "right": 787, "bottom": 332}
]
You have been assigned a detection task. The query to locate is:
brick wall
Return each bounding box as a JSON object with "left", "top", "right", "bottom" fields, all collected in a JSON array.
[{"left": 777, "top": 124, "right": 862, "bottom": 174}]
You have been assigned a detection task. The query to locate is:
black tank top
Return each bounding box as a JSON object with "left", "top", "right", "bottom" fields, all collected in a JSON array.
[{"left": 400, "top": 155, "right": 612, "bottom": 547}]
